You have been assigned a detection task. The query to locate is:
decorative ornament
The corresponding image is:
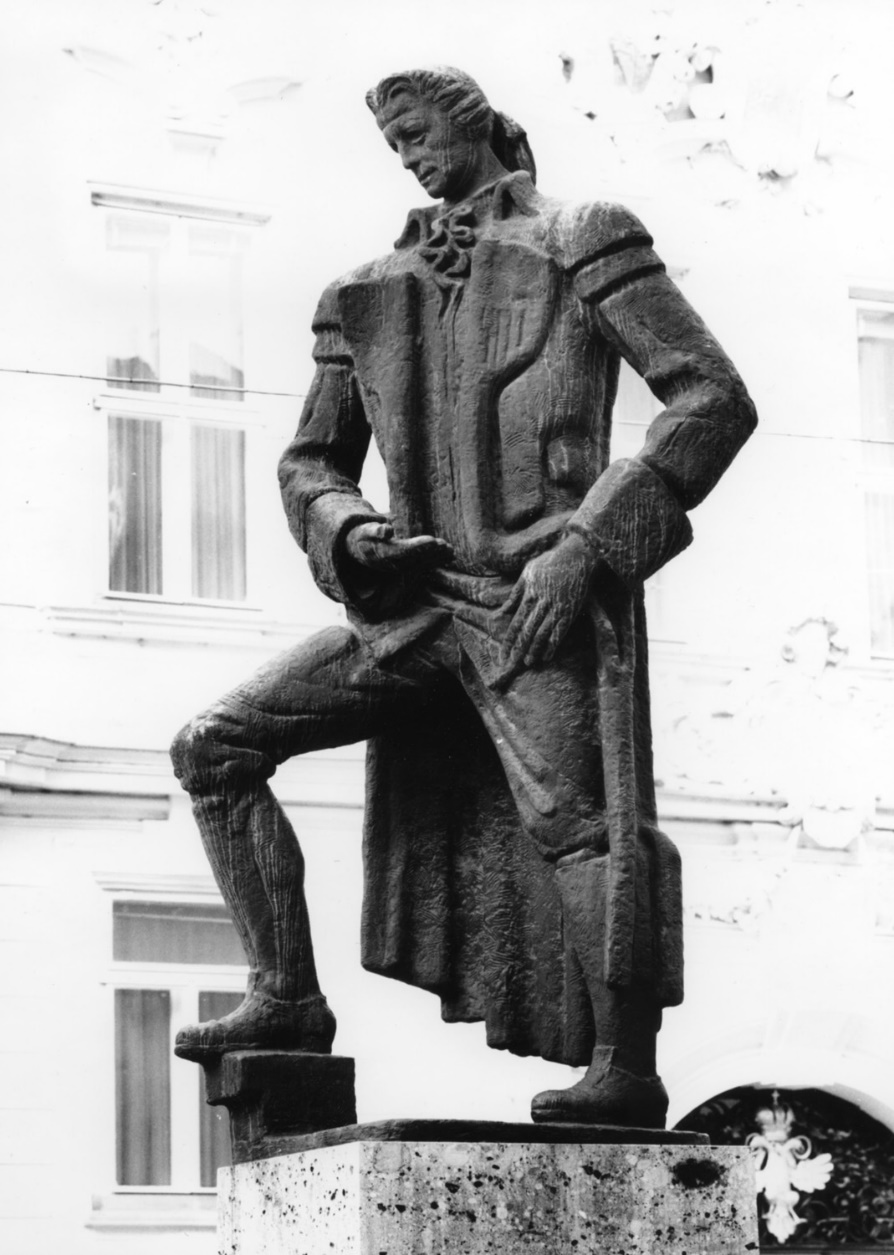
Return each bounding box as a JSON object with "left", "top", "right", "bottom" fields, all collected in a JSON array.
[
  {"left": 420, "top": 206, "right": 476, "bottom": 281},
  {"left": 747, "top": 1091, "right": 834, "bottom": 1243}
]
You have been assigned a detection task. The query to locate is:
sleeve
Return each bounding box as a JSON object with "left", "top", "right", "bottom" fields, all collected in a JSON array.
[
  {"left": 565, "top": 204, "right": 757, "bottom": 587},
  {"left": 278, "top": 283, "right": 389, "bottom": 607}
]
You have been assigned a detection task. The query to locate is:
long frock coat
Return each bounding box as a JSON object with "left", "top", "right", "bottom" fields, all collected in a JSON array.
[{"left": 278, "top": 171, "right": 756, "bottom": 1064}]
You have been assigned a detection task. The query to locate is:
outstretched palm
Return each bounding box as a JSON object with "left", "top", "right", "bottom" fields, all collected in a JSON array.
[{"left": 346, "top": 521, "right": 454, "bottom": 574}]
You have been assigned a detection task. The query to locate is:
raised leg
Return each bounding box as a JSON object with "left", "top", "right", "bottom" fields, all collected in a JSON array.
[{"left": 170, "top": 625, "right": 429, "bottom": 1062}]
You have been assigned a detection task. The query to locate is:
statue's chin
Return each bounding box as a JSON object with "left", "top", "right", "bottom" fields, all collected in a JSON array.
[{"left": 419, "top": 179, "right": 445, "bottom": 200}]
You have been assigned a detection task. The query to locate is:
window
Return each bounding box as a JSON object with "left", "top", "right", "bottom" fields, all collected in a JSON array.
[
  {"left": 105, "top": 215, "right": 165, "bottom": 391},
  {"left": 103, "top": 214, "right": 246, "bottom": 401},
  {"left": 186, "top": 225, "right": 246, "bottom": 401},
  {"left": 108, "top": 415, "right": 162, "bottom": 595},
  {"left": 100, "top": 206, "right": 253, "bottom": 603},
  {"left": 857, "top": 304, "right": 894, "bottom": 655},
  {"left": 110, "top": 900, "right": 247, "bottom": 1191},
  {"left": 107, "top": 414, "right": 246, "bottom": 600}
]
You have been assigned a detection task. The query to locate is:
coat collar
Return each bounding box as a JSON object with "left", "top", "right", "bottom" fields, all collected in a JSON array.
[{"left": 394, "top": 170, "right": 540, "bottom": 250}]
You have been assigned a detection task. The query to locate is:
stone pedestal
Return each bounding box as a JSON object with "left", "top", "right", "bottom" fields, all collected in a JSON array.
[
  {"left": 204, "top": 1052, "right": 356, "bottom": 1163},
  {"left": 219, "top": 1122, "right": 758, "bottom": 1255}
]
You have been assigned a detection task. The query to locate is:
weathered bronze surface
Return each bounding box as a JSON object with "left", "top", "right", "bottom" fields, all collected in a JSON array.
[{"left": 171, "top": 67, "right": 756, "bottom": 1130}]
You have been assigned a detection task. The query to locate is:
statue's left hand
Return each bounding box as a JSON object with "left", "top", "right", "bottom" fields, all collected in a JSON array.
[{"left": 496, "top": 532, "right": 597, "bottom": 686}]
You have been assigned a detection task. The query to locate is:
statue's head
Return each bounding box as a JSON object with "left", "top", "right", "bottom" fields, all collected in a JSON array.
[{"left": 366, "top": 67, "right": 536, "bottom": 203}]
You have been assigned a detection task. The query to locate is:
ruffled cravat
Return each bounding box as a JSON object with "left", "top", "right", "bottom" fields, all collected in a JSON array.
[{"left": 419, "top": 205, "right": 476, "bottom": 281}]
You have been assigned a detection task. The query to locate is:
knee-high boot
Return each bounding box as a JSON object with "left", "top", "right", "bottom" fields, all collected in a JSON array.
[
  {"left": 531, "top": 849, "right": 668, "bottom": 1128},
  {"left": 171, "top": 729, "right": 335, "bottom": 1063}
]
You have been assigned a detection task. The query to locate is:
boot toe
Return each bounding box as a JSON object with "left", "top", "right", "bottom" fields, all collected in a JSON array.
[
  {"left": 174, "top": 993, "right": 336, "bottom": 1063},
  {"left": 531, "top": 1069, "right": 668, "bottom": 1129}
]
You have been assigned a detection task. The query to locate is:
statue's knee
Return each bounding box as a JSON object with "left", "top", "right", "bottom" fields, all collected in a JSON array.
[
  {"left": 171, "top": 710, "right": 235, "bottom": 791},
  {"left": 171, "top": 715, "right": 210, "bottom": 788},
  {"left": 171, "top": 705, "right": 275, "bottom": 792}
]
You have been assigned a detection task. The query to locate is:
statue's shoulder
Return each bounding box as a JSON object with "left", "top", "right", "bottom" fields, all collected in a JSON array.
[
  {"left": 311, "top": 252, "right": 406, "bottom": 330},
  {"left": 544, "top": 198, "right": 655, "bottom": 272}
]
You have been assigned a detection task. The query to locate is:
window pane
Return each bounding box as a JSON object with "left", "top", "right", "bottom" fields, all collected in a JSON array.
[
  {"left": 198, "top": 990, "right": 243, "bottom": 1186},
  {"left": 105, "top": 215, "right": 166, "bottom": 392},
  {"left": 115, "top": 989, "right": 171, "bottom": 1186},
  {"left": 615, "top": 358, "right": 658, "bottom": 427},
  {"left": 108, "top": 415, "right": 162, "bottom": 594},
  {"left": 611, "top": 360, "right": 660, "bottom": 462},
  {"left": 113, "top": 902, "right": 247, "bottom": 965},
  {"left": 188, "top": 227, "right": 245, "bottom": 400},
  {"left": 191, "top": 426, "right": 247, "bottom": 601},
  {"left": 867, "top": 491, "right": 894, "bottom": 655},
  {"left": 858, "top": 320, "right": 894, "bottom": 443},
  {"left": 190, "top": 346, "right": 245, "bottom": 400}
]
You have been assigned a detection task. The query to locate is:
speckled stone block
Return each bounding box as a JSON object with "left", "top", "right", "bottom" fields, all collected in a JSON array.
[{"left": 219, "top": 1139, "right": 758, "bottom": 1255}]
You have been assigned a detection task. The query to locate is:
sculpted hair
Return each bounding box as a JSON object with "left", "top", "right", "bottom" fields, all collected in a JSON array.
[{"left": 366, "top": 66, "right": 537, "bottom": 184}]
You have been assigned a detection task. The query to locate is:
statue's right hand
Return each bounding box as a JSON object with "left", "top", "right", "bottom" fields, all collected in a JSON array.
[{"left": 345, "top": 522, "right": 454, "bottom": 574}]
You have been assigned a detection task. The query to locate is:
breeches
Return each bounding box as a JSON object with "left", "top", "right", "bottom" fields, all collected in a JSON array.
[{"left": 172, "top": 614, "right": 608, "bottom": 861}]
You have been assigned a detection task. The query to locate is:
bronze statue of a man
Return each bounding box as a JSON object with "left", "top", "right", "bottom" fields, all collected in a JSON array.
[{"left": 171, "top": 67, "right": 756, "bottom": 1128}]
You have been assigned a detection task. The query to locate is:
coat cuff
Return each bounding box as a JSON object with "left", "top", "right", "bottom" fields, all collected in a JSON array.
[
  {"left": 304, "top": 491, "right": 387, "bottom": 606},
  {"left": 567, "top": 459, "right": 693, "bottom": 587}
]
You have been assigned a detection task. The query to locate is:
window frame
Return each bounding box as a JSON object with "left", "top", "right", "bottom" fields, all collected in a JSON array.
[
  {"left": 102, "top": 890, "right": 248, "bottom": 1198},
  {"left": 854, "top": 296, "right": 894, "bottom": 659},
  {"left": 99, "top": 206, "right": 251, "bottom": 402},
  {"left": 93, "top": 191, "right": 264, "bottom": 610},
  {"left": 102, "top": 396, "right": 253, "bottom": 608}
]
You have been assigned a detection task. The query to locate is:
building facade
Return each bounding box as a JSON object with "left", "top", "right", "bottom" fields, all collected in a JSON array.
[{"left": 2, "top": 2, "right": 893, "bottom": 1252}]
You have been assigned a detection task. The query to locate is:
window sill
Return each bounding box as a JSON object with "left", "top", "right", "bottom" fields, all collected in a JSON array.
[
  {"left": 104, "top": 591, "right": 261, "bottom": 613},
  {"left": 88, "top": 1191, "right": 217, "bottom": 1231},
  {"left": 94, "top": 388, "right": 267, "bottom": 423},
  {"left": 44, "top": 599, "right": 303, "bottom": 651}
]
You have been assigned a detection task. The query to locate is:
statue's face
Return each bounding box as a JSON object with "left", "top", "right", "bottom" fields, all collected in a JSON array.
[{"left": 380, "top": 93, "right": 483, "bottom": 201}]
